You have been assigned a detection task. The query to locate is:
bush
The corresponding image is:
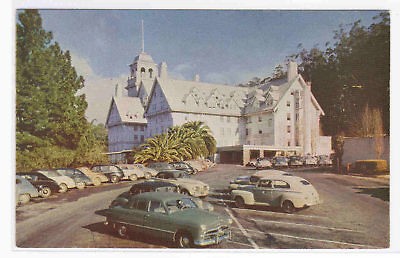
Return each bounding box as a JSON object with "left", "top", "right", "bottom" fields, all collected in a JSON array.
[{"left": 353, "top": 160, "right": 388, "bottom": 174}]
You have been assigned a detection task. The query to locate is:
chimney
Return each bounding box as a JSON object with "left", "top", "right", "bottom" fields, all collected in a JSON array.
[
  {"left": 287, "top": 61, "right": 298, "bottom": 81},
  {"left": 114, "top": 84, "right": 119, "bottom": 97},
  {"left": 194, "top": 74, "right": 200, "bottom": 82},
  {"left": 159, "top": 62, "right": 168, "bottom": 79}
]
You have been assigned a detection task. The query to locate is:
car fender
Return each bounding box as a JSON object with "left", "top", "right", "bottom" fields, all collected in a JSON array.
[
  {"left": 279, "top": 192, "right": 305, "bottom": 208},
  {"left": 231, "top": 190, "right": 255, "bottom": 205}
]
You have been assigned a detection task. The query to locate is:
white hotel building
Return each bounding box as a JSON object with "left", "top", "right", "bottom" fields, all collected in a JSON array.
[{"left": 106, "top": 50, "right": 332, "bottom": 164}]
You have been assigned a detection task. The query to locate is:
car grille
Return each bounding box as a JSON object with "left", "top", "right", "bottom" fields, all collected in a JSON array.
[{"left": 204, "top": 225, "right": 230, "bottom": 239}]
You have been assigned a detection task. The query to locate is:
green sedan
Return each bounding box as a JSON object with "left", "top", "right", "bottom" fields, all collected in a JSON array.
[{"left": 95, "top": 192, "right": 232, "bottom": 248}]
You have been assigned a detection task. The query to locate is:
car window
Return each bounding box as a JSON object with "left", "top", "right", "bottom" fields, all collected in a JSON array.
[
  {"left": 149, "top": 201, "right": 166, "bottom": 214},
  {"left": 156, "top": 172, "right": 166, "bottom": 179},
  {"left": 136, "top": 199, "right": 148, "bottom": 211},
  {"left": 166, "top": 198, "right": 197, "bottom": 213},
  {"left": 300, "top": 180, "right": 311, "bottom": 185},
  {"left": 273, "top": 180, "right": 290, "bottom": 189},
  {"left": 259, "top": 180, "right": 272, "bottom": 188},
  {"left": 249, "top": 176, "right": 260, "bottom": 183}
]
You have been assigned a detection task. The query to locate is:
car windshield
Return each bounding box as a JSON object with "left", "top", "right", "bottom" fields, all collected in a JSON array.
[
  {"left": 275, "top": 157, "right": 287, "bottom": 162},
  {"left": 40, "top": 170, "right": 61, "bottom": 177},
  {"left": 166, "top": 198, "right": 198, "bottom": 213}
]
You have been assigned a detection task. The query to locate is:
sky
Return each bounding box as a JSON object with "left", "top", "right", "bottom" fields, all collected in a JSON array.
[{"left": 34, "top": 9, "right": 381, "bottom": 124}]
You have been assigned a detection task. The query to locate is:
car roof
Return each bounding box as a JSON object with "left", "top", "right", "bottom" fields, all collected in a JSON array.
[
  {"left": 257, "top": 175, "right": 310, "bottom": 184},
  {"left": 131, "top": 180, "right": 176, "bottom": 189},
  {"left": 132, "top": 192, "right": 186, "bottom": 202}
]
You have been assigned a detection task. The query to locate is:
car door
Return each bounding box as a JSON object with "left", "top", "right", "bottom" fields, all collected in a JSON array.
[
  {"left": 115, "top": 198, "right": 149, "bottom": 234},
  {"left": 143, "top": 200, "right": 174, "bottom": 241},
  {"left": 270, "top": 180, "right": 291, "bottom": 206},
  {"left": 252, "top": 180, "right": 273, "bottom": 204}
]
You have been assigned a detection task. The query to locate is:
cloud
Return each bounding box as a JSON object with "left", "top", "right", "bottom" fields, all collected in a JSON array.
[
  {"left": 71, "top": 53, "right": 129, "bottom": 124},
  {"left": 169, "top": 62, "right": 196, "bottom": 80}
]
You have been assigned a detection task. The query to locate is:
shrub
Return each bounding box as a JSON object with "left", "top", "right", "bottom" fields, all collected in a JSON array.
[{"left": 353, "top": 159, "right": 388, "bottom": 174}]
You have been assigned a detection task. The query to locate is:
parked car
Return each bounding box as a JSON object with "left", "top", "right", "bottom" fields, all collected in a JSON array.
[
  {"left": 317, "top": 155, "right": 333, "bottom": 166},
  {"left": 246, "top": 159, "right": 258, "bottom": 167},
  {"left": 54, "top": 168, "right": 93, "bottom": 189},
  {"left": 231, "top": 175, "right": 321, "bottom": 213},
  {"left": 229, "top": 170, "right": 293, "bottom": 190},
  {"left": 169, "top": 161, "right": 198, "bottom": 175},
  {"left": 288, "top": 156, "right": 303, "bottom": 167},
  {"left": 76, "top": 167, "right": 109, "bottom": 186},
  {"left": 109, "top": 180, "right": 213, "bottom": 211},
  {"left": 16, "top": 175, "right": 39, "bottom": 205},
  {"left": 272, "top": 156, "right": 289, "bottom": 168},
  {"left": 155, "top": 170, "right": 209, "bottom": 198},
  {"left": 17, "top": 172, "right": 61, "bottom": 198},
  {"left": 130, "top": 163, "right": 158, "bottom": 177},
  {"left": 91, "top": 165, "right": 125, "bottom": 183},
  {"left": 185, "top": 160, "right": 207, "bottom": 172},
  {"left": 95, "top": 192, "right": 232, "bottom": 247},
  {"left": 303, "top": 155, "right": 318, "bottom": 166},
  {"left": 109, "top": 180, "right": 179, "bottom": 208},
  {"left": 147, "top": 162, "right": 177, "bottom": 172},
  {"left": 255, "top": 158, "right": 273, "bottom": 169},
  {"left": 35, "top": 169, "right": 76, "bottom": 192},
  {"left": 115, "top": 164, "right": 152, "bottom": 181}
]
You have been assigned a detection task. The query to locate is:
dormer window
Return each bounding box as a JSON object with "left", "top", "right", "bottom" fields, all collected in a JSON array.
[{"left": 149, "top": 68, "right": 153, "bottom": 78}]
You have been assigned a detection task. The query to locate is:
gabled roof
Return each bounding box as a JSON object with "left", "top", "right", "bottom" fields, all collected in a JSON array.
[
  {"left": 106, "top": 96, "right": 147, "bottom": 126},
  {"left": 146, "top": 78, "right": 248, "bottom": 116}
]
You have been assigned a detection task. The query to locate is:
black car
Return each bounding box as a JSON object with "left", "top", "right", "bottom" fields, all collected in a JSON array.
[
  {"left": 169, "top": 161, "right": 198, "bottom": 175},
  {"left": 155, "top": 170, "right": 191, "bottom": 179},
  {"left": 109, "top": 180, "right": 178, "bottom": 207},
  {"left": 91, "top": 165, "right": 125, "bottom": 183},
  {"left": 17, "top": 172, "right": 61, "bottom": 198}
]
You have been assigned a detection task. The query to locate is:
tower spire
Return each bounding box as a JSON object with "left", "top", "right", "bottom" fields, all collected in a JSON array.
[{"left": 141, "top": 19, "right": 144, "bottom": 53}]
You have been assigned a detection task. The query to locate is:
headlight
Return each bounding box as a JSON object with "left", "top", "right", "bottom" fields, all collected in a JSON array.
[
  {"left": 227, "top": 218, "right": 233, "bottom": 225},
  {"left": 194, "top": 186, "right": 200, "bottom": 191}
]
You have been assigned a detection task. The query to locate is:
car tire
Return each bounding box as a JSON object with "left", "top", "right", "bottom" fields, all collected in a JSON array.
[
  {"left": 129, "top": 174, "right": 138, "bottom": 181},
  {"left": 144, "top": 172, "right": 152, "bottom": 180},
  {"left": 176, "top": 231, "right": 193, "bottom": 248},
  {"left": 39, "top": 186, "right": 52, "bottom": 198},
  {"left": 235, "top": 196, "right": 246, "bottom": 209},
  {"left": 116, "top": 224, "right": 129, "bottom": 239},
  {"left": 93, "top": 177, "right": 101, "bottom": 186},
  {"left": 181, "top": 189, "right": 190, "bottom": 196},
  {"left": 76, "top": 182, "right": 85, "bottom": 189},
  {"left": 110, "top": 175, "right": 120, "bottom": 184},
  {"left": 59, "top": 183, "right": 68, "bottom": 193},
  {"left": 19, "top": 193, "right": 30, "bottom": 204},
  {"left": 282, "top": 200, "right": 295, "bottom": 213}
]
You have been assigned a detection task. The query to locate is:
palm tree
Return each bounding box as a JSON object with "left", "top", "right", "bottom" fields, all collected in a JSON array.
[
  {"left": 134, "top": 133, "right": 181, "bottom": 163},
  {"left": 182, "top": 121, "right": 217, "bottom": 157}
]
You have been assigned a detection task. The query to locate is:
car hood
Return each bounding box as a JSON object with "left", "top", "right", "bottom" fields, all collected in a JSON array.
[{"left": 169, "top": 208, "right": 230, "bottom": 228}]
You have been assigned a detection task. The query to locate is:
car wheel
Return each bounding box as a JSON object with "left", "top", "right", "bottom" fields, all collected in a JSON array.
[
  {"left": 59, "top": 183, "right": 68, "bottom": 193},
  {"left": 282, "top": 200, "right": 295, "bottom": 213},
  {"left": 235, "top": 196, "right": 246, "bottom": 209},
  {"left": 129, "top": 174, "right": 138, "bottom": 181},
  {"left": 116, "top": 224, "right": 129, "bottom": 239},
  {"left": 176, "top": 232, "right": 193, "bottom": 248},
  {"left": 181, "top": 189, "right": 190, "bottom": 196},
  {"left": 110, "top": 175, "right": 120, "bottom": 184},
  {"left": 39, "top": 186, "right": 52, "bottom": 198},
  {"left": 76, "top": 182, "right": 85, "bottom": 189},
  {"left": 93, "top": 177, "right": 101, "bottom": 186},
  {"left": 144, "top": 172, "right": 152, "bottom": 179},
  {"left": 19, "top": 193, "right": 30, "bottom": 204}
]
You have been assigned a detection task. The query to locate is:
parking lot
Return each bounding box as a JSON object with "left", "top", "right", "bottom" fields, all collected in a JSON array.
[{"left": 15, "top": 164, "right": 390, "bottom": 249}]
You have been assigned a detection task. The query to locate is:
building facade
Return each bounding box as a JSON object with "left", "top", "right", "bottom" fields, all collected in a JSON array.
[{"left": 106, "top": 50, "right": 332, "bottom": 164}]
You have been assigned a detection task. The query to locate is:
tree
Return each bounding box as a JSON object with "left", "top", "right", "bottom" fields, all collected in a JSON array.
[{"left": 182, "top": 121, "right": 217, "bottom": 157}]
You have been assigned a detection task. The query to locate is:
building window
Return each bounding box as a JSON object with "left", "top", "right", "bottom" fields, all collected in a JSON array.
[
  {"left": 258, "top": 116, "right": 262, "bottom": 122},
  {"left": 140, "top": 126, "right": 144, "bottom": 131},
  {"left": 287, "top": 101, "right": 291, "bottom": 107},
  {"left": 287, "top": 113, "right": 291, "bottom": 121},
  {"left": 248, "top": 116, "right": 252, "bottom": 123},
  {"left": 134, "top": 125, "right": 137, "bottom": 131},
  {"left": 287, "top": 125, "right": 291, "bottom": 133},
  {"left": 246, "top": 129, "right": 249, "bottom": 136},
  {"left": 134, "top": 135, "right": 138, "bottom": 141},
  {"left": 288, "top": 141, "right": 291, "bottom": 146},
  {"left": 140, "top": 135, "right": 144, "bottom": 143},
  {"left": 259, "top": 130, "right": 262, "bottom": 134},
  {"left": 268, "top": 118, "right": 272, "bottom": 127},
  {"left": 149, "top": 68, "right": 153, "bottom": 78}
]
